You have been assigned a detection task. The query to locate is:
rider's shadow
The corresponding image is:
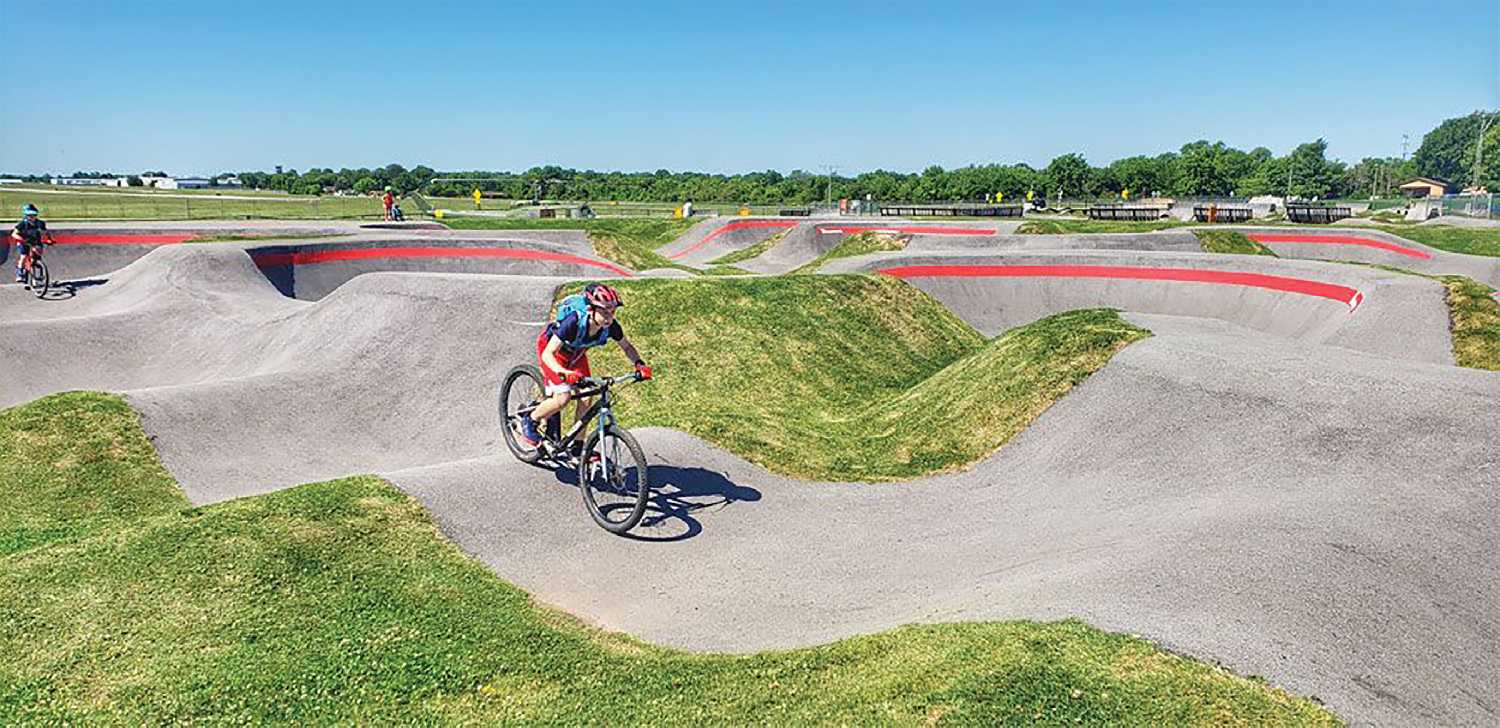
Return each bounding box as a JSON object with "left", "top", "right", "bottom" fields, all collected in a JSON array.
[
  {"left": 36, "top": 278, "right": 109, "bottom": 300},
  {"left": 551, "top": 463, "right": 762, "bottom": 542}
]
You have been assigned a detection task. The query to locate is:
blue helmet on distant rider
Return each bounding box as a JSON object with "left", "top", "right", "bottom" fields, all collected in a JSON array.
[{"left": 21, "top": 204, "right": 39, "bottom": 217}]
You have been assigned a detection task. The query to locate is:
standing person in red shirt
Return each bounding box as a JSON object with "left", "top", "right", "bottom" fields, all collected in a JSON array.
[{"left": 382, "top": 187, "right": 395, "bottom": 221}]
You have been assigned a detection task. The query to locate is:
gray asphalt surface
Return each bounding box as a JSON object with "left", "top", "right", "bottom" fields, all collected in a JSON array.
[
  {"left": 656, "top": 216, "right": 796, "bottom": 265},
  {"left": 2, "top": 220, "right": 1498, "bottom": 725},
  {"left": 824, "top": 248, "right": 1455, "bottom": 365}
]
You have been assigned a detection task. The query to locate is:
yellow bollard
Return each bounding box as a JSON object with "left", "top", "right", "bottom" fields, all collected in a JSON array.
[
  {"left": 738, "top": 206, "right": 751, "bottom": 216},
  {"left": 434, "top": 209, "right": 446, "bottom": 220}
]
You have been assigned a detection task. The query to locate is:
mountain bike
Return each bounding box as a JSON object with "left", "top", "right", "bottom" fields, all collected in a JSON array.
[{"left": 500, "top": 365, "right": 652, "bottom": 534}]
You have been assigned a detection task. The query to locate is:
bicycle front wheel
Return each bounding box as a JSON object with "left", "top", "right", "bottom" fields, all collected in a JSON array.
[
  {"left": 580, "top": 425, "right": 651, "bottom": 534},
  {"left": 30, "top": 260, "right": 48, "bottom": 299}
]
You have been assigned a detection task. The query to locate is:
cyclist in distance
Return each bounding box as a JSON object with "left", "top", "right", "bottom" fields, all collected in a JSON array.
[
  {"left": 11, "top": 204, "right": 53, "bottom": 283},
  {"left": 515, "top": 282, "right": 652, "bottom": 450}
]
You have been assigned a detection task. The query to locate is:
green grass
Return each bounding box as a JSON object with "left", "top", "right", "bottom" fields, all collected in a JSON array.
[
  {"left": 0, "top": 188, "right": 386, "bottom": 221},
  {"left": 0, "top": 392, "right": 1339, "bottom": 725},
  {"left": 569, "top": 276, "right": 1150, "bottom": 480},
  {"left": 1016, "top": 219, "right": 1192, "bottom": 234},
  {"left": 1371, "top": 225, "right": 1500, "bottom": 257},
  {"left": 703, "top": 265, "right": 753, "bottom": 276},
  {"left": 1440, "top": 276, "right": 1500, "bottom": 370},
  {"left": 707, "top": 227, "right": 793, "bottom": 265},
  {"left": 1195, "top": 230, "right": 1278, "bottom": 256},
  {"left": 0, "top": 393, "right": 183, "bottom": 556},
  {"left": 439, "top": 216, "right": 697, "bottom": 272},
  {"left": 793, "top": 231, "right": 911, "bottom": 274}
]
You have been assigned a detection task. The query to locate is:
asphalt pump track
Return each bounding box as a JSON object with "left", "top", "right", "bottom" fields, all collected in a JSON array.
[{"left": 3, "top": 222, "right": 1498, "bottom": 726}]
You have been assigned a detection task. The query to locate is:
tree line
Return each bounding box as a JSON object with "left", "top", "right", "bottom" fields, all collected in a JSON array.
[{"left": 5, "top": 110, "right": 1494, "bottom": 204}]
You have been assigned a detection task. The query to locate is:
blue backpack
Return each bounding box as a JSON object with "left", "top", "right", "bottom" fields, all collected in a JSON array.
[{"left": 555, "top": 294, "right": 612, "bottom": 351}]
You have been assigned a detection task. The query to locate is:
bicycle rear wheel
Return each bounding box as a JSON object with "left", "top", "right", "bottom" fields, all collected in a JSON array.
[
  {"left": 29, "top": 260, "right": 48, "bottom": 298},
  {"left": 499, "top": 364, "right": 546, "bottom": 463},
  {"left": 580, "top": 425, "right": 651, "bottom": 534}
]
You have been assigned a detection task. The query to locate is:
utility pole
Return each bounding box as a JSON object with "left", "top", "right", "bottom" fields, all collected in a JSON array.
[
  {"left": 1471, "top": 111, "right": 1495, "bottom": 190},
  {"left": 1401, "top": 134, "right": 1409, "bottom": 161},
  {"left": 822, "top": 164, "right": 838, "bottom": 205}
]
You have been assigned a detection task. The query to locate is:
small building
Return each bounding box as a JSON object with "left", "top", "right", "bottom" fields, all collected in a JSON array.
[
  {"left": 175, "top": 177, "right": 211, "bottom": 189},
  {"left": 50, "top": 177, "right": 116, "bottom": 186},
  {"left": 1399, "top": 177, "right": 1449, "bottom": 198},
  {"left": 0, "top": 179, "right": 23, "bottom": 185}
]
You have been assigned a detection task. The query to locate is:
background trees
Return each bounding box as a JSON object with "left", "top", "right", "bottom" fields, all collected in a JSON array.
[{"left": 58, "top": 109, "right": 1473, "bottom": 204}]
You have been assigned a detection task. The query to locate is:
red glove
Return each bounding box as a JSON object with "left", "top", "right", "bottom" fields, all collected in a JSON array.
[
  {"left": 563, "top": 370, "right": 584, "bottom": 385},
  {"left": 635, "top": 362, "right": 653, "bottom": 380}
]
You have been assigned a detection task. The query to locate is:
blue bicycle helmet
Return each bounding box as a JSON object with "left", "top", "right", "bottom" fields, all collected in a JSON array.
[{"left": 21, "top": 203, "right": 39, "bottom": 216}]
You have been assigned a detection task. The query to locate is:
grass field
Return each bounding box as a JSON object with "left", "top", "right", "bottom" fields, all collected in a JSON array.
[
  {"left": 1372, "top": 225, "right": 1500, "bottom": 257},
  {"left": 1, "top": 186, "right": 386, "bottom": 220},
  {"left": 0, "top": 391, "right": 1338, "bottom": 726}
]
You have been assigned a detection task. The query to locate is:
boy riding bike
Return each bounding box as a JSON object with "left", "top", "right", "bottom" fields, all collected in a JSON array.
[
  {"left": 11, "top": 204, "right": 53, "bottom": 283},
  {"left": 516, "top": 283, "right": 652, "bottom": 450}
]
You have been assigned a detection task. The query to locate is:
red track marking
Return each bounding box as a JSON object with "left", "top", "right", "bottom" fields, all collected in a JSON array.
[
  {"left": 669, "top": 219, "right": 797, "bottom": 260},
  {"left": 251, "top": 245, "right": 632, "bottom": 277},
  {"left": 1247, "top": 233, "right": 1430, "bottom": 260},
  {"left": 818, "top": 225, "right": 996, "bottom": 236},
  {"left": 879, "top": 263, "right": 1364, "bottom": 310},
  {"left": 50, "top": 233, "right": 197, "bottom": 245}
]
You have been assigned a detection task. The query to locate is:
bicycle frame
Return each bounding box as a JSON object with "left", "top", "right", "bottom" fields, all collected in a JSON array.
[
  {"left": 515, "top": 374, "right": 637, "bottom": 468},
  {"left": 18, "top": 237, "right": 49, "bottom": 273},
  {"left": 551, "top": 384, "right": 616, "bottom": 453}
]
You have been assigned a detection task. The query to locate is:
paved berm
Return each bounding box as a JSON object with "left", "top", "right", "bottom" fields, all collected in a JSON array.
[{"left": 2, "top": 221, "right": 1498, "bottom": 726}]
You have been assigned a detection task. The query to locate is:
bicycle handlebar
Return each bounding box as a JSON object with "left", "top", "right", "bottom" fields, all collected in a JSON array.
[{"left": 572, "top": 371, "right": 646, "bottom": 397}]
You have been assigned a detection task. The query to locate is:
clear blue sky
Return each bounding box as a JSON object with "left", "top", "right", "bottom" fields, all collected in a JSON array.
[{"left": 1, "top": 0, "right": 1495, "bottom": 176}]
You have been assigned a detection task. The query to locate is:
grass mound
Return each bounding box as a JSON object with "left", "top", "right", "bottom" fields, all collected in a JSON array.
[
  {"left": 708, "top": 227, "right": 793, "bottom": 266},
  {"left": 793, "top": 231, "right": 910, "bottom": 274},
  {"left": 440, "top": 217, "right": 697, "bottom": 271},
  {"left": 1372, "top": 224, "right": 1500, "bottom": 257},
  {"left": 570, "top": 276, "right": 1150, "bottom": 480},
  {"left": 1439, "top": 275, "right": 1500, "bottom": 370},
  {"left": 0, "top": 393, "right": 1338, "bottom": 725},
  {"left": 1195, "top": 230, "right": 1278, "bottom": 256},
  {"left": 0, "top": 392, "right": 182, "bottom": 556},
  {"left": 1017, "top": 219, "right": 1190, "bottom": 234}
]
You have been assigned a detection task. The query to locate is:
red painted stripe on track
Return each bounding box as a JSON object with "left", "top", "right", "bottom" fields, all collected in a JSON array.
[
  {"left": 1247, "top": 233, "right": 1430, "bottom": 260},
  {"left": 251, "top": 245, "right": 632, "bottom": 277},
  {"left": 668, "top": 219, "right": 797, "bottom": 260},
  {"left": 50, "top": 233, "right": 197, "bottom": 245},
  {"left": 878, "top": 263, "right": 1364, "bottom": 309},
  {"left": 818, "top": 225, "right": 997, "bottom": 236}
]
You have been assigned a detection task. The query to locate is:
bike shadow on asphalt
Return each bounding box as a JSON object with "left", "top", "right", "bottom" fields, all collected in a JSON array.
[
  {"left": 37, "top": 278, "right": 110, "bottom": 301},
  {"left": 550, "top": 462, "right": 762, "bottom": 542}
]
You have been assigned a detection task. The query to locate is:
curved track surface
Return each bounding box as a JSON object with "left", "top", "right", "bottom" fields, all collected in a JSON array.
[{"left": 2, "top": 221, "right": 1498, "bottom": 726}]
